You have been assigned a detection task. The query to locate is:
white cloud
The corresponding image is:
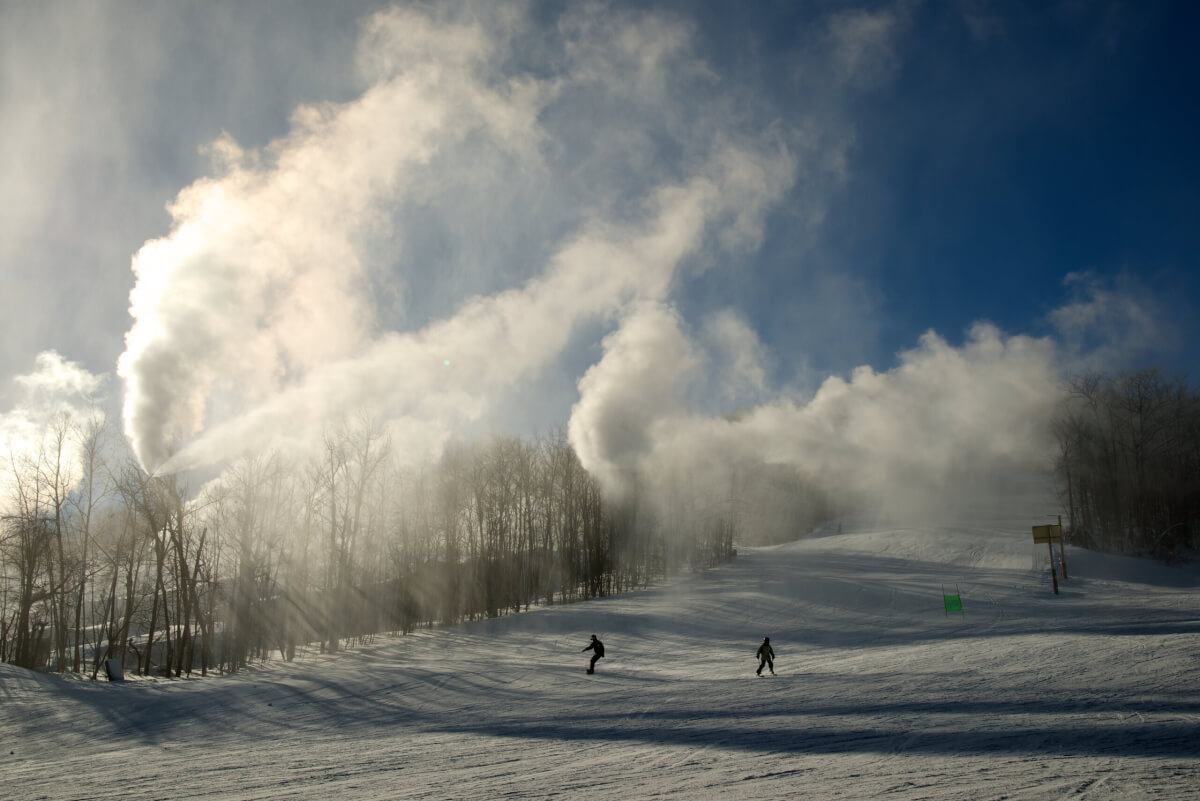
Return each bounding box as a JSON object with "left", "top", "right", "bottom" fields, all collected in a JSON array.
[
  {"left": 1, "top": 351, "right": 106, "bottom": 507},
  {"left": 700, "top": 310, "right": 769, "bottom": 406},
  {"left": 13, "top": 0, "right": 1152, "bottom": 531},
  {"left": 123, "top": 3, "right": 798, "bottom": 475},
  {"left": 13, "top": 351, "right": 104, "bottom": 400},
  {"left": 825, "top": 5, "right": 908, "bottom": 89},
  {"left": 1050, "top": 271, "right": 1173, "bottom": 374},
  {"left": 116, "top": 0, "right": 1084, "bottom": 527},
  {"left": 571, "top": 321, "right": 1064, "bottom": 522},
  {"left": 569, "top": 303, "right": 700, "bottom": 494}
]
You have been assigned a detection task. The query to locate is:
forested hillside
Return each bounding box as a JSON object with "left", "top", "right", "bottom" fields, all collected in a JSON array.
[
  {"left": 2, "top": 420, "right": 825, "bottom": 677},
  {"left": 1055, "top": 369, "right": 1200, "bottom": 561}
]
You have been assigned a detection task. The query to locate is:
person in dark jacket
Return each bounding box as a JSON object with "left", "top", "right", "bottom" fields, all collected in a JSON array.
[
  {"left": 756, "top": 636, "right": 775, "bottom": 676},
  {"left": 582, "top": 634, "right": 605, "bottom": 674}
]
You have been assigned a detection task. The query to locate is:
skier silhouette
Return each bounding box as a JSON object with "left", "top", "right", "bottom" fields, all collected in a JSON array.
[
  {"left": 582, "top": 634, "right": 605, "bottom": 674},
  {"left": 756, "top": 636, "right": 775, "bottom": 676}
]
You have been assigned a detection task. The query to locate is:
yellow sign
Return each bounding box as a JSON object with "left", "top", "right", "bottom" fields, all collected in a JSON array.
[{"left": 1032, "top": 524, "right": 1062, "bottom": 543}]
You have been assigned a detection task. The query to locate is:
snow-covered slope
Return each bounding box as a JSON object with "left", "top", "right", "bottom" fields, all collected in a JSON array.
[{"left": 3, "top": 517, "right": 1198, "bottom": 800}]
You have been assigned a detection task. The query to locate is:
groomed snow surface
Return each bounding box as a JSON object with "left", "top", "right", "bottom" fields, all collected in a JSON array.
[{"left": 3, "top": 515, "right": 1198, "bottom": 800}]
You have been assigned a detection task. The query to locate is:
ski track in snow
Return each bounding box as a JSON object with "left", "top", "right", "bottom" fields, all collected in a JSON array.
[{"left": 3, "top": 515, "right": 1199, "bottom": 800}]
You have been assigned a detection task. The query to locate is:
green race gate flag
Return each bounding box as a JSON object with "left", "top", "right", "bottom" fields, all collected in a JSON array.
[{"left": 943, "top": 584, "right": 964, "bottom": 616}]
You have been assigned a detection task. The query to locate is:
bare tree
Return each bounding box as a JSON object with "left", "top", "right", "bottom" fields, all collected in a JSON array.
[
  {"left": 1055, "top": 369, "right": 1200, "bottom": 559},
  {"left": 67, "top": 412, "right": 111, "bottom": 672},
  {"left": 3, "top": 441, "right": 57, "bottom": 670}
]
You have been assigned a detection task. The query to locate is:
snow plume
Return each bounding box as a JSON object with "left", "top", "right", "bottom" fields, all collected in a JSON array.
[
  {"left": 569, "top": 304, "right": 774, "bottom": 495},
  {"left": 569, "top": 304, "right": 701, "bottom": 494},
  {"left": 118, "top": 3, "right": 798, "bottom": 474},
  {"left": 570, "top": 319, "right": 1063, "bottom": 525},
  {"left": 154, "top": 167, "right": 780, "bottom": 475},
  {"left": 118, "top": 6, "right": 527, "bottom": 471}
]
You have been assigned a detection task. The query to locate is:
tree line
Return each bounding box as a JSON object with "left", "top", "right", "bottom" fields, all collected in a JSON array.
[
  {"left": 1, "top": 418, "right": 777, "bottom": 676},
  {"left": 1054, "top": 368, "right": 1200, "bottom": 561},
  {"left": 7, "top": 366, "right": 1195, "bottom": 676}
]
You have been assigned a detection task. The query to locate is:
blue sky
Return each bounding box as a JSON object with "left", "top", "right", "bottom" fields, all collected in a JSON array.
[
  {"left": 846, "top": 1, "right": 1198, "bottom": 371},
  {"left": 675, "top": 0, "right": 1200, "bottom": 379},
  {"left": 1, "top": 1, "right": 1196, "bottom": 486}
]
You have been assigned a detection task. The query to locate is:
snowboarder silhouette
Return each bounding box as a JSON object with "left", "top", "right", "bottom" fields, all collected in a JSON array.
[
  {"left": 582, "top": 634, "right": 605, "bottom": 674},
  {"left": 756, "top": 636, "right": 775, "bottom": 676}
]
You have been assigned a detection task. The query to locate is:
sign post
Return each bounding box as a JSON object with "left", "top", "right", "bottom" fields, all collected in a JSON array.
[
  {"left": 1057, "top": 515, "right": 1068, "bottom": 579},
  {"left": 1032, "top": 524, "right": 1062, "bottom": 595}
]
